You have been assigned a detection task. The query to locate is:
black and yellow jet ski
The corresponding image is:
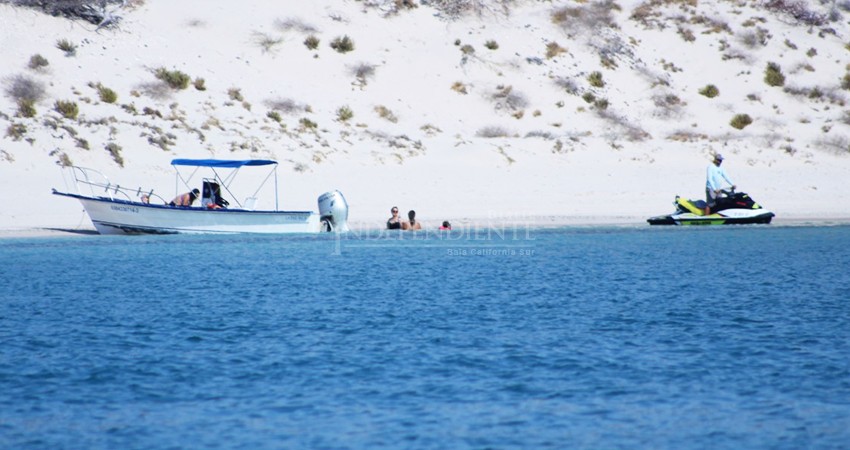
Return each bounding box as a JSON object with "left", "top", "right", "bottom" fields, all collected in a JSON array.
[{"left": 648, "top": 190, "right": 774, "bottom": 225}]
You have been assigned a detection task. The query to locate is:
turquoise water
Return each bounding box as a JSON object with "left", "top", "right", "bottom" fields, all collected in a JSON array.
[{"left": 1, "top": 226, "right": 849, "bottom": 449}]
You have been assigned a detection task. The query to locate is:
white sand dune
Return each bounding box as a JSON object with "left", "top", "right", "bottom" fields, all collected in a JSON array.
[{"left": 1, "top": 0, "right": 849, "bottom": 235}]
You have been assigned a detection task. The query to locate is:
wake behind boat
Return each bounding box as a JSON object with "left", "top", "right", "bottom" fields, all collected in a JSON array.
[
  {"left": 53, "top": 159, "right": 349, "bottom": 235},
  {"left": 647, "top": 189, "right": 774, "bottom": 225}
]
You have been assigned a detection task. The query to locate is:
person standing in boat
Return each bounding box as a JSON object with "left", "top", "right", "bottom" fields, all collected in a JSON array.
[
  {"left": 705, "top": 154, "right": 735, "bottom": 215},
  {"left": 170, "top": 188, "right": 200, "bottom": 207}
]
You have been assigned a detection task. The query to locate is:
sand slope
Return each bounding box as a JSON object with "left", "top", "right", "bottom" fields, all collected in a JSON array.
[{"left": 1, "top": 0, "right": 849, "bottom": 233}]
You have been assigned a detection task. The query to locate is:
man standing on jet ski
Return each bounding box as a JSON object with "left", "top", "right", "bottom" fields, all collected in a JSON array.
[{"left": 705, "top": 153, "right": 736, "bottom": 215}]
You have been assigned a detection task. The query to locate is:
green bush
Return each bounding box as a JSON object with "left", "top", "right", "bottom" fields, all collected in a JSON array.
[
  {"left": 841, "top": 73, "right": 850, "bottom": 91},
  {"left": 54, "top": 100, "right": 79, "bottom": 119},
  {"left": 330, "top": 35, "right": 354, "bottom": 53},
  {"left": 194, "top": 78, "right": 206, "bottom": 91},
  {"left": 106, "top": 142, "right": 124, "bottom": 167},
  {"left": 97, "top": 85, "right": 118, "bottom": 103},
  {"left": 17, "top": 99, "right": 37, "bottom": 118},
  {"left": 546, "top": 42, "right": 567, "bottom": 59},
  {"left": 588, "top": 71, "right": 605, "bottom": 88},
  {"left": 764, "top": 62, "right": 785, "bottom": 87},
  {"left": 484, "top": 40, "right": 499, "bottom": 50},
  {"left": 267, "top": 111, "right": 282, "bottom": 123},
  {"left": 28, "top": 54, "right": 49, "bottom": 70},
  {"left": 337, "top": 105, "right": 353, "bottom": 122},
  {"left": 228, "top": 88, "right": 244, "bottom": 102},
  {"left": 730, "top": 113, "right": 753, "bottom": 130},
  {"left": 155, "top": 67, "right": 191, "bottom": 90},
  {"left": 299, "top": 117, "right": 317, "bottom": 129},
  {"left": 6, "top": 123, "right": 27, "bottom": 140},
  {"left": 699, "top": 84, "right": 719, "bottom": 98},
  {"left": 56, "top": 39, "right": 77, "bottom": 56},
  {"left": 304, "top": 35, "right": 320, "bottom": 50}
]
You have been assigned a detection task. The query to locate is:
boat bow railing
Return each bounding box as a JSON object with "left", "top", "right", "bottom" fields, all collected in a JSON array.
[{"left": 60, "top": 165, "right": 167, "bottom": 205}]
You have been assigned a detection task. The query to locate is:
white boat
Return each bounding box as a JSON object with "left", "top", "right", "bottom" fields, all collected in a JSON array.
[{"left": 53, "top": 159, "right": 349, "bottom": 235}]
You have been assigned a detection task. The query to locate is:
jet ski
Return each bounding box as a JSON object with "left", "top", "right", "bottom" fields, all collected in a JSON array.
[{"left": 648, "top": 189, "right": 774, "bottom": 225}]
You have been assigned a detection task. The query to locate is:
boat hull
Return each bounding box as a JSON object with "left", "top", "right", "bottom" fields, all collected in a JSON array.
[
  {"left": 648, "top": 210, "right": 775, "bottom": 226},
  {"left": 55, "top": 191, "right": 322, "bottom": 234}
]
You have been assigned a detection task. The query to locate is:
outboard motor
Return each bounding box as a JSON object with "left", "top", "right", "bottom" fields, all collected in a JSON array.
[{"left": 318, "top": 190, "right": 349, "bottom": 232}]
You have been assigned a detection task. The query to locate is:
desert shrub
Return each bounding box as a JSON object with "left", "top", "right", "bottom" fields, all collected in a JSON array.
[
  {"left": 699, "top": 84, "right": 719, "bottom": 98},
  {"left": 806, "top": 48, "right": 817, "bottom": 57},
  {"left": 266, "top": 98, "right": 309, "bottom": 114},
  {"left": 54, "top": 100, "right": 79, "bottom": 119},
  {"left": 267, "top": 111, "right": 282, "bottom": 123},
  {"left": 142, "top": 106, "right": 162, "bottom": 118},
  {"left": 228, "top": 88, "right": 244, "bottom": 102},
  {"left": 374, "top": 105, "right": 398, "bottom": 123},
  {"left": 275, "top": 17, "right": 318, "bottom": 33},
  {"left": 56, "top": 39, "right": 77, "bottom": 56},
  {"left": 764, "top": 62, "right": 785, "bottom": 87},
  {"left": 57, "top": 152, "right": 73, "bottom": 167},
  {"left": 351, "top": 63, "right": 376, "bottom": 85},
  {"left": 739, "top": 28, "right": 770, "bottom": 48},
  {"left": 12, "top": 0, "right": 132, "bottom": 27},
  {"left": 299, "top": 117, "right": 317, "bottom": 129},
  {"left": 484, "top": 40, "right": 499, "bottom": 50},
  {"left": 588, "top": 71, "right": 605, "bottom": 88},
  {"left": 97, "top": 85, "right": 118, "bottom": 103},
  {"left": 336, "top": 105, "right": 353, "bottom": 122},
  {"left": 155, "top": 67, "right": 191, "bottom": 90},
  {"left": 582, "top": 92, "right": 596, "bottom": 103},
  {"left": 546, "top": 42, "right": 567, "bottom": 59},
  {"left": 429, "top": 0, "right": 513, "bottom": 19},
  {"left": 554, "top": 77, "right": 578, "bottom": 94},
  {"left": 193, "top": 78, "right": 206, "bottom": 91},
  {"left": 763, "top": 0, "right": 826, "bottom": 26},
  {"left": 5, "top": 74, "right": 45, "bottom": 104},
  {"left": 730, "top": 113, "right": 753, "bottom": 130},
  {"left": 841, "top": 73, "right": 850, "bottom": 91},
  {"left": 254, "top": 32, "right": 282, "bottom": 53},
  {"left": 491, "top": 85, "right": 528, "bottom": 111},
  {"left": 594, "top": 98, "right": 609, "bottom": 110},
  {"left": 451, "top": 81, "right": 468, "bottom": 94},
  {"left": 17, "top": 100, "right": 37, "bottom": 117},
  {"left": 677, "top": 26, "right": 695, "bottom": 42},
  {"left": 28, "top": 54, "right": 49, "bottom": 71},
  {"left": 460, "top": 44, "right": 475, "bottom": 55},
  {"left": 304, "top": 35, "right": 320, "bottom": 50},
  {"left": 552, "top": 2, "right": 617, "bottom": 31},
  {"left": 330, "top": 35, "right": 354, "bottom": 53},
  {"left": 106, "top": 142, "right": 124, "bottom": 167},
  {"left": 476, "top": 126, "right": 510, "bottom": 138},
  {"left": 6, "top": 123, "right": 27, "bottom": 140}
]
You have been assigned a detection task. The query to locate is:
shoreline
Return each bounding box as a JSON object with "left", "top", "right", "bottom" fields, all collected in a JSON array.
[{"left": 3, "top": 215, "right": 849, "bottom": 239}]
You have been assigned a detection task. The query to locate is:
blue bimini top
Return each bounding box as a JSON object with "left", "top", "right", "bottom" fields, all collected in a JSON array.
[{"left": 171, "top": 159, "right": 277, "bottom": 168}]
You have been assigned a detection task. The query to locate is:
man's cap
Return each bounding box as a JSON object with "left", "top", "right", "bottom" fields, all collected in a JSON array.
[{"left": 714, "top": 153, "right": 724, "bottom": 161}]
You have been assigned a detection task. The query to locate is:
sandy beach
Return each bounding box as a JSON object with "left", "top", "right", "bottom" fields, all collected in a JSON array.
[{"left": 2, "top": 0, "right": 849, "bottom": 237}]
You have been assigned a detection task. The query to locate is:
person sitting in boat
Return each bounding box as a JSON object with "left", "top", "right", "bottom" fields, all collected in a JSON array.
[
  {"left": 387, "top": 206, "right": 402, "bottom": 230},
  {"left": 170, "top": 188, "right": 200, "bottom": 207},
  {"left": 402, "top": 210, "right": 422, "bottom": 230},
  {"left": 705, "top": 153, "right": 735, "bottom": 215}
]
